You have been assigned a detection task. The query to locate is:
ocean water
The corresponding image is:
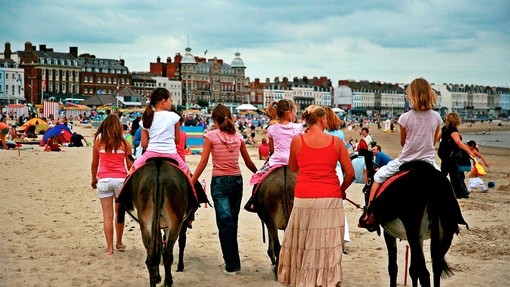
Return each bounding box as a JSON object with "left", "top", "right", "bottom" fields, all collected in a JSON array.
[{"left": 463, "top": 131, "right": 510, "bottom": 149}]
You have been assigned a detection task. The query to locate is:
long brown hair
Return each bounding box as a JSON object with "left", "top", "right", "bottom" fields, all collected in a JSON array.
[
  {"left": 266, "top": 99, "right": 295, "bottom": 121},
  {"left": 94, "top": 114, "right": 128, "bottom": 153},
  {"left": 324, "top": 106, "right": 341, "bottom": 131},
  {"left": 143, "top": 87, "right": 170, "bottom": 129},
  {"left": 211, "top": 104, "right": 236, "bottom": 134}
]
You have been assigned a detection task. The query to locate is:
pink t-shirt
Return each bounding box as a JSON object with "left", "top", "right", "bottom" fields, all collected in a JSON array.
[
  {"left": 398, "top": 109, "right": 443, "bottom": 162},
  {"left": 266, "top": 122, "right": 304, "bottom": 167},
  {"left": 204, "top": 129, "right": 244, "bottom": 177},
  {"left": 97, "top": 149, "right": 128, "bottom": 179}
]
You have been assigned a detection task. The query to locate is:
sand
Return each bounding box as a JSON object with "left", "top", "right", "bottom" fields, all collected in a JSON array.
[{"left": 1, "top": 121, "right": 509, "bottom": 286}]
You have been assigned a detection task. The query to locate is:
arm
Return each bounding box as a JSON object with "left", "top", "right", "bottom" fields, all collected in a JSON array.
[
  {"left": 268, "top": 136, "right": 274, "bottom": 155},
  {"left": 433, "top": 125, "right": 441, "bottom": 146},
  {"left": 400, "top": 126, "right": 406, "bottom": 147},
  {"left": 174, "top": 122, "right": 180, "bottom": 145},
  {"left": 288, "top": 136, "right": 300, "bottom": 172},
  {"left": 336, "top": 138, "right": 355, "bottom": 196},
  {"left": 191, "top": 138, "right": 212, "bottom": 184},
  {"left": 240, "top": 141, "right": 258, "bottom": 173},
  {"left": 91, "top": 140, "right": 100, "bottom": 189},
  {"left": 141, "top": 129, "right": 149, "bottom": 149},
  {"left": 451, "top": 132, "right": 474, "bottom": 157},
  {"left": 124, "top": 141, "right": 133, "bottom": 170},
  {"left": 472, "top": 149, "right": 490, "bottom": 168}
]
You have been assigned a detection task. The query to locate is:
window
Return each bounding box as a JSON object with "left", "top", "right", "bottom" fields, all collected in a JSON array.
[
  {"left": 5, "top": 85, "right": 9, "bottom": 94},
  {"left": 49, "top": 70, "right": 53, "bottom": 77},
  {"left": 62, "top": 83, "right": 66, "bottom": 93},
  {"left": 62, "top": 70, "right": 66, "bottom": 80}
]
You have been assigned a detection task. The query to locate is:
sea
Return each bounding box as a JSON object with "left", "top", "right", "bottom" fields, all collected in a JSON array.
[{"left": 463, "top": 130, "right": 510, "bottom": 149}]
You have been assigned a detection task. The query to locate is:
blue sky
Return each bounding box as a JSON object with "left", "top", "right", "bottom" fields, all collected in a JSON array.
[{"left": 1, "top": 0, "right": 509, "bottom": 87}]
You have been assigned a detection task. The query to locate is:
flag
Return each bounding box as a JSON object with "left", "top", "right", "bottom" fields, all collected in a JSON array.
[
  {"left": 204, "top": 50, "right": 208, "bottom": 56},
  {"left": 117, "top": 84, "right": 120, "bottom": 94},
  {"left": 42, "top": 79, "right": 46, "bottom": 89}
]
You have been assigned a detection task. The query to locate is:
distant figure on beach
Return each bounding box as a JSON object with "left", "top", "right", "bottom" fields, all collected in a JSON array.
[
  {"left": 91, "top": 114, "right": 132, "bottom": 255},
  {"left": 372, "top": 144, "right": 392, "bottom": 169},
  {"left": 362, "top": 77, "right": 444, "bottom": 230},
  {"left": 258, "top": 138, "right": 270, "bottom": 160},
  {"left": 69, "top": 132, "right": 88, "bottom": 147},
  {"left": 466, "top": 140, "right": 490, "bottom": 193},
  {"left": 191, "top": 104, "right": 258, "bottom": 275},
  {"left": 0, "top": 118, "right": 9, "bottom": 150},
  {"left": 44, "top": 135, "right": 62, "bottom": 152}
]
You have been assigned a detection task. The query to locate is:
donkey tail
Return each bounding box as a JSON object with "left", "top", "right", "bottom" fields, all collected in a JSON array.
[
  {"left": 148, "top": 159, "right": 164, "bottom": 266},
  {"left": 430, "top": 213, "right": 455, "bottom": 279}
]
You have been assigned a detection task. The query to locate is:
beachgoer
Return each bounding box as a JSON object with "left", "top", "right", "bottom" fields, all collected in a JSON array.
[
  {"left": 357, "top": 126, "right": 375, "bottom": 179},
  {"left": 69, "top": 132, "right": 89, "bottom": 147},
  {"left": 437, "top": 112, "right": 474, "bottom": 199},
  {"left": 324, "top": 106, "right": 350, "bottom": 253},
  {"left": 120, "top": 113, "right": 130, "bottom": 131},
  {"left": 45, "top": 135, "right": 62, "bottom": 152},
  {"left": 129, "top": 88, "right": 189, "bottom": 176},
  {"left": 277, "top": 105, "right": 355, "bottom": 286},
  {"left": 362, "top": 78, "right": 444, "bottom": 229},
  {"left": 91, "top": 114, "right": 132, "bottom": 255},
  {"left": 244, "top": 99, "right": 303, "bottom": 212},
  {"left": 466, "top": 140, "right": 490, "bottom": 193},
  {"left": 0, "top": 118, "right": 9, "bottom": 150},
  {"left": 191, "top": 104, "right": 258, "bottom": 275},
  {"left": 372, "top": 144, "right": 392, "bottom": 169},
  {"left": 352, "top": 156, "right": 368, "bottom": 184},
  {"left": 258, "top": 138, "right": 270, "bottom": 160}
]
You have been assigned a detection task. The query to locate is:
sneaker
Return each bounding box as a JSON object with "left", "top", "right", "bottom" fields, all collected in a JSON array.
[{"left": 223, "top": 269, "right": 240, "bottom": 276}]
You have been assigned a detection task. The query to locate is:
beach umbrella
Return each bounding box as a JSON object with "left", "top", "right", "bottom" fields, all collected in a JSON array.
[{"left": 235, "top": 104, "right": 258, "bottom": 111}]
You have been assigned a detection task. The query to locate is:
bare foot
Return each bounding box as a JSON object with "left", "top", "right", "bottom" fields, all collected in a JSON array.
[
  {"left": 116, "top": 243, "right": 126, "bottom": 250},
  {"left": 107, "top": 247, "right": 114, "bottom": 255}
]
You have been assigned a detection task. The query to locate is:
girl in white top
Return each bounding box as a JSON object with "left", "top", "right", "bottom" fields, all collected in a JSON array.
[
  {"left": 367, "top": 78, "right": 443, "bottom": 205},
  {"left": 130, "top": 88, "right": 188, "bottom": 175}
]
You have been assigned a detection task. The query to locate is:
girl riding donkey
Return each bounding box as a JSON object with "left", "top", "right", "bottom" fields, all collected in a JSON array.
[
  {"left": 360, "top": 77, "right": 445, "bottom": 230},
  {"left": 126, "top": 88, "right": 206, "bottom": 210},
  {"left": 244, "top": 99, "right": 304, "bottom": 212}
]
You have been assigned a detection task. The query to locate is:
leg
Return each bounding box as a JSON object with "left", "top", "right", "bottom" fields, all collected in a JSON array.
[
  {"left": 114, "top": 203, "right": 126, "bottom": 249},
  {"left": 177, "top": 223, "right": 188, "bottom": 272},
  {"left": 383, "top": 231, "right": 398, "bottom": 287},
  {"left": 407, "top": 237, "right": 430, "bottom": 287},
  {"left": 100, "top": 196, "right": 115, "bottom": 255},
  {"left": 0, "top": 134, "right": 8, "bottom": 150},
  {"left": 211, "top": 176, "right": 242, "bottom": 273}
]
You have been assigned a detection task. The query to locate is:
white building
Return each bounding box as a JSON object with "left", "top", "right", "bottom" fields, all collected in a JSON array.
[{"left": 0, "top": 59, "right": 25, "bottom": 105}]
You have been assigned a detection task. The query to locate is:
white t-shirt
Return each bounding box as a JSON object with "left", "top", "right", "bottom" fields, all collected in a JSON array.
[
  {"left": 145, "top": 110, "right": 181, "bottom": 153},
  {"left": 398, "top": 109, "right": 443, "bottom": 162}
]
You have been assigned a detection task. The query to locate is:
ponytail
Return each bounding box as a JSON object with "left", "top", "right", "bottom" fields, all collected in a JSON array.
[{"left": 143, "top": 87, "right": 170, "bottom": 128}]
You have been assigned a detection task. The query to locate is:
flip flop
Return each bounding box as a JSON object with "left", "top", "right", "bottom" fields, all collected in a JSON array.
[{"left": 116, "top": 244, "right": 127, "bottom": 250}]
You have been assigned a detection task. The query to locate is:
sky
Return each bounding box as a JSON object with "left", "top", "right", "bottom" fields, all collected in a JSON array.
[{"left": 1, "top": 0, "right": 509, "bottom": 87}]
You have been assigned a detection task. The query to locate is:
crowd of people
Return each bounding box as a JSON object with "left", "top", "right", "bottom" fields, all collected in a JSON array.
[{"left": 3, "top": 76, "right": 497, "bottom": 286}]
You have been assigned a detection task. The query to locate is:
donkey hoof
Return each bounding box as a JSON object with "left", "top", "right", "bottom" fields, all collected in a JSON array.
[{"left": 176, "top": 265, "right": 184, "bottom": 272}]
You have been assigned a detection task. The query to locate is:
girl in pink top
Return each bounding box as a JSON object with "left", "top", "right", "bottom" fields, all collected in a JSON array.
[
  {"left": 91, "top": 114, "right": 132, "bottom": 255},
  {"left": 245, "top": 99, "right": 303, "bottom": 212},
  {"left": 191, "top": 104, "right": 257, "bottom": 274},
  {"left": 362, "top": 78, "right": 444, "bottom": 229}
]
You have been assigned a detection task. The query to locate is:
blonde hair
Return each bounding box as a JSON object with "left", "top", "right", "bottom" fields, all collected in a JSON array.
[
  {"left": 406, "top": 78, "right": 437, "bottom": 111},
  {"left": 324, "top": 106, "right": 341, "bottom": 131},
  {"left": 445, "top": 112, "right": 461, "bottom": 128},
  {"left": 302, "top": 105, "right": 325, "bottom": 127},
  {"left": 266, "top": 99, "right": 296, "bottom": 121}
]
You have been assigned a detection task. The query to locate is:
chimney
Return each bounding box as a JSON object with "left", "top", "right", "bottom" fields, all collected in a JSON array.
[
  {"left": 69, "top": 47, "right": 78, "bottom": 58},
  {"left": 119, "top": 59, "right": 125, "bottom": 66},
  {"left": 46, "top": 48, "right": 53, "bottom": 52},
  {"left": 39, "top": 44, "right": 47, "bottom": 52},
  {"left": 4, "top": 42, "right": 11, "bottom": 59},
  {"left": 24, "top": 42, "right": 33, "bottom": 51},
  {"left": 156, "top": 56, "right": 160, "bottom": 63}
]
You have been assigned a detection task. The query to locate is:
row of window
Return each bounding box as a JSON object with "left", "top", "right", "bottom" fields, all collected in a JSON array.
[
  {"left": 2, "top": 85, "right": 23, "bottom": 95},
  {"left": 82, "top": 76, "right": 129, "bottom": 84},
  {"left": 40, "top": 58, "right": 78, "bottom": 67},
  {"left": 83, "top": 67, "right": 127, "bottom": 74}
]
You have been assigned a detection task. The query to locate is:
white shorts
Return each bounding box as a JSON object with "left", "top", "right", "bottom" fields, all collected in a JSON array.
[
  {"left": 97, "top": 178, "right": 125, "bottom": 199},
  {"left": 374, "top": 158, "right": 440, "bottom": 184}
]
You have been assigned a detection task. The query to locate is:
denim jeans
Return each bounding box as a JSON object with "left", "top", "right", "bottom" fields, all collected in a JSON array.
[{"left": 211, "top": 175, "right": 243, "bottom": 272}]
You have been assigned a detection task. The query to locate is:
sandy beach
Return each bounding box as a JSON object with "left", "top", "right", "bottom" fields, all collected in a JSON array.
[{"left": 1, "top": 121, "right": 509, "bottom": 286}]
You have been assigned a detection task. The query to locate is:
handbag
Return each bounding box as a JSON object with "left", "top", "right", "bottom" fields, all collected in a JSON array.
[{"left": 451, "top": 149, "right": 471, "bottom": 172}]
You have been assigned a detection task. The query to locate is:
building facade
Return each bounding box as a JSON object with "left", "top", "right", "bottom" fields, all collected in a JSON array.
[{"left": 0, "top": 57, "right": 25, "bottom": 105}]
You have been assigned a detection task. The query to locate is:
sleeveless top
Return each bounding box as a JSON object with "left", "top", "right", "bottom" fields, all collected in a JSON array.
[
  {"left": 294, "top": 135, "right": 342, "bottom": 198},
  {"left": 98, "top": 149, "right": 127, "bottom": 179}
]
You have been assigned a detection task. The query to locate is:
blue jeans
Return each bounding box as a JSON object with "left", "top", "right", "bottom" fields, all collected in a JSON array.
[{"left": 211, "top": 175, "right": 243, "bottom": 272}]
